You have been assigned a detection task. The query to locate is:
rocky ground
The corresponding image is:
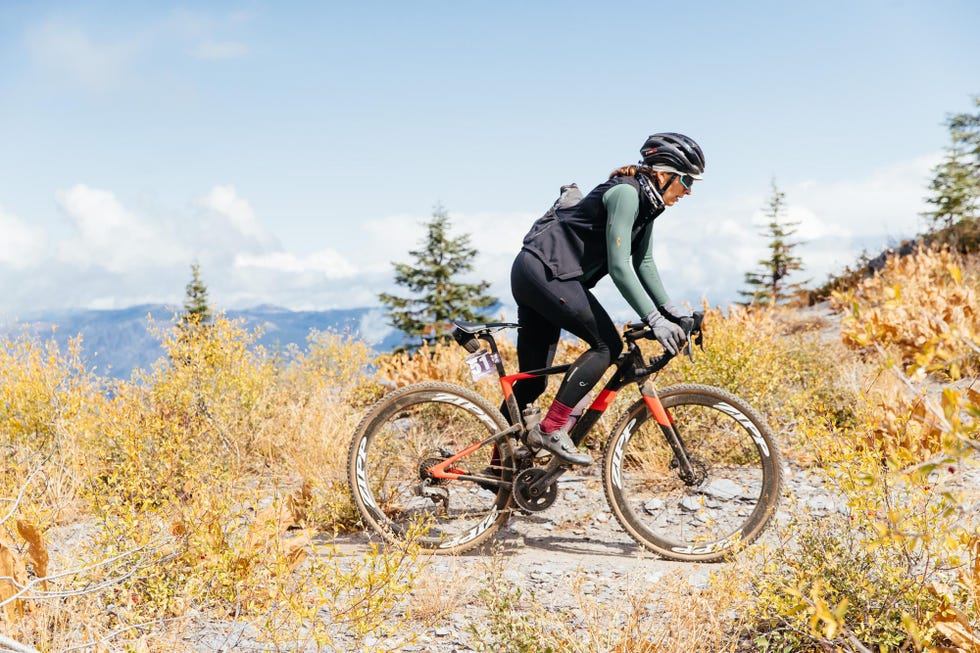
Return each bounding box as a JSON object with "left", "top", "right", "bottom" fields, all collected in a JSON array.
[{"left": 189, "top": 457, "right": 980, "bottom": 652}]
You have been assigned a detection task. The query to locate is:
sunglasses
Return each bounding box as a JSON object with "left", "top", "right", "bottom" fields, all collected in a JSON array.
[{"left": 676, "top": 173, "right": 695, "bottom": 190}]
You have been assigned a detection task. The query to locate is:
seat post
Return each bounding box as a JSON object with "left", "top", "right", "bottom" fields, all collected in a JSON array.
[{"left": 480, "top": 332, "right": 508, "bottom": 377}]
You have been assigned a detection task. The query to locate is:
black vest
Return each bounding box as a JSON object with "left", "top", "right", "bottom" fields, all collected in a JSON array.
[{"left": 521, "top": 176, "right": 664, "bottom": 286}]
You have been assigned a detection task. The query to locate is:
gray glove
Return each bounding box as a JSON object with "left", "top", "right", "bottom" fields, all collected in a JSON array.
[
  {"left": 660, "top": 303, "right": 695, "bottom": 334},
  {"left": 643, "top": 310, "right": 686, "bottom": 356}
]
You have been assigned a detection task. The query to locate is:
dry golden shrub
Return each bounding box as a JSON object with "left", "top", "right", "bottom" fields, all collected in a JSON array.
[
  {"left": 829, "top": 246, "right": 980, "bottom": 459},
  {"left": 253, "top": 330, "right": 373, "bottom": 530},
  {"left": 0, "top": 533, "right": 27, "bottom": 624},
  {"left": 833, "top": 246, "right": 980, "bottom": 373},
  {"left": 744, "top": 246, "right": 980, "bottom": 651},
  {"left": 0, "top": 319, "right": 436, "bottom": 649}
]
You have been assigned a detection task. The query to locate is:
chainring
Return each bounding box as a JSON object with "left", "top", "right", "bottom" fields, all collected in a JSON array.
[{"left": 511, "top": 467, "right": 558, "bottom": 512}]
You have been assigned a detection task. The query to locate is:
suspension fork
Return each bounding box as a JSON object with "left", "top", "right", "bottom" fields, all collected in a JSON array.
[{"left": 639, "top": 380, "right": 699, "bottom": 486}]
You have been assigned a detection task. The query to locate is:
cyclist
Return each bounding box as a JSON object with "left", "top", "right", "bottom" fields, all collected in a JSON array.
[{"left": 510, "top": 132, "right": 704, "bottom": 466}]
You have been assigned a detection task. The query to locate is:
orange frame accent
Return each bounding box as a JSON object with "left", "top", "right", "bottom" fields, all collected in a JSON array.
[
  {"left": 427, "top": 439, "right": 487, "bottom": 480},
  {"left": 643, "top": 394, "right": 674, "bottom": 427},
  {"left": 499, "top": 372, "right": 537, "bottom": 400}
]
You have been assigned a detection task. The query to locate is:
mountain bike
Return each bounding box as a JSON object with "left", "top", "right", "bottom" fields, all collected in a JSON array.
[{"left": 347, "top": 313, "right": 782, "bottom": 562}]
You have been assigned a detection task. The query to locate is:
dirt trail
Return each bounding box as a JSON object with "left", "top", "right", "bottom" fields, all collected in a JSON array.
[
  {"left": 297, "top": 463, "right": 838, "bottom": 653},
  {"left": 305, "top": 453, "right": 979, "bottom": 653}
]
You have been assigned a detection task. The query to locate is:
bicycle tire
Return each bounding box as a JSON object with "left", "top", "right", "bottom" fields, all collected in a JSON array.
[
  {"left": 347, "top": 381, "right": 515, "bottom": 554},
  {"left": 602, "top": 383, "right": 782, "bottom": 562}
]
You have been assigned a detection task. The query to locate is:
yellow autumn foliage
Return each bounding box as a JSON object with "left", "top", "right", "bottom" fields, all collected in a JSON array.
[{"left": 0, "top": 244, "right": 976, "bottom": 651}]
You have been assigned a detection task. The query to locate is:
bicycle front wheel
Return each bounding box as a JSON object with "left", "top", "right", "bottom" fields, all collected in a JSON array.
[
  {"left": 347, "top": 381, "right": 515, "bottom": 554},
  {"left": 603, "top": 383, "right": 782, "bottom": 562}
]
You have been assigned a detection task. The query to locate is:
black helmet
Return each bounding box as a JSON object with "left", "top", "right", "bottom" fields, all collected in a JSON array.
[{"left": 639, "top": 132, "right": 705, "bottom": 179}]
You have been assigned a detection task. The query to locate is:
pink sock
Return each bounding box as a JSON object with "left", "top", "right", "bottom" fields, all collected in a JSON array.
[{"left": 540, "top": 401, "right": 574, "bottom": 433}]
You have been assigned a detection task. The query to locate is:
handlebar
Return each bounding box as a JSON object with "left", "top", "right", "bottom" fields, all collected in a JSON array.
[{"left": 624, "top": 310, "right": 705, "bottom": 377}]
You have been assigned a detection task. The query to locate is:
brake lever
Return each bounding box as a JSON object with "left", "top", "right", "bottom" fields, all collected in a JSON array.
[{"left": 684, "top": 311, "right": 706, "bottom": 362}]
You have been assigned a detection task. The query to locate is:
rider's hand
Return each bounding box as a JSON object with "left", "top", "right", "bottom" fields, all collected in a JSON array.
[
  {"left": 660, "top": 303, "right": 695, "bottom": 334},
  {"left": 643, "top": 310, "right": 686, "bottom": 356}
]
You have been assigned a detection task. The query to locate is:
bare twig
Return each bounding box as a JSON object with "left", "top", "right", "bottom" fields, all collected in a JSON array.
[
  {"left": 845, "top": 632, "right": 874, "bottom": 653},
  {"left": 0, "top": 542, "right": 173, "bottom": 608},
  {"left": 961, "top": 334, "right": 980, "bottom": 356},
  {"left": 0, "top": 453, "right": 53, "bottom": 525},
  {"left": 874, "top": 343, "right": 952, "bottom": 432},
  {"left": 0, "top": 633, "right": 41, "bottom": 653},
  {"left": 59, "top": 615, "right": 190, "bottom": 653}
]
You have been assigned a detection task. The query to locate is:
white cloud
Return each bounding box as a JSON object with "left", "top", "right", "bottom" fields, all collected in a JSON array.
[
  {"left": 652, "top": 154, "right": 941, "bottom": 307},
  {"left": 0, "top": 206, "right": 46, "bottom": 270},
  {"left": 56, "top": 184, "right": 189, "bottom": 273},
  {"left": 199, "top": 185, "right": 277, "bottom": 247},
  {"left": 192, "top": 40, "right": 247, "bottom": 60},
  {"left": 168, "top": 8, "right": 252, "bottom": 60},
  {"left": 234, "top": 250, "right": 355, "bottom": 278},
  {"left": 26, "top": 21, "right": 135, "bottom": 90},
  {"left": 1, "top": 154, "right": 944, "bottom": 317},
  {"left": 788, "top": 154, "right": 938, "bottom": 240}
]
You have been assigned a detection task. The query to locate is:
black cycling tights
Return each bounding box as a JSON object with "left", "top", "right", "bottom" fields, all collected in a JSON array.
[{"left": 505, "top": 250, "right": 623, "bottom": 421}]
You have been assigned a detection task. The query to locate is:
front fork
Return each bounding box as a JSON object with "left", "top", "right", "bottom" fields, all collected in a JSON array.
[{"left": 640, "top": 381, "right": 700, "bottom": 486}]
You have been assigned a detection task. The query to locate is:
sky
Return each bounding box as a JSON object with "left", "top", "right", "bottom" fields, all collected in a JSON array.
[{"left": 1, "top": 1, "right": 979, "bottom": 325}]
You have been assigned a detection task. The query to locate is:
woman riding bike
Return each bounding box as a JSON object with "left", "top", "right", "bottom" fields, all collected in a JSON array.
[{"left": 512, "top": 132, "right": 705, "bottom": 466}]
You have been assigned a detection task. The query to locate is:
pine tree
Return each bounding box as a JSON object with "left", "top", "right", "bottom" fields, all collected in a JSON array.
[
  {"left": 182, "top": 262, "right": 213, "bottom": 326},
  {"left": 923, "top": 96, "right": 980, "bottom": 230},
  {"left": 740, "top": 179, "right": 809, "bottom": 306},
  {"left": 379, "top": 205, "right": 497, "bottom": 348}
]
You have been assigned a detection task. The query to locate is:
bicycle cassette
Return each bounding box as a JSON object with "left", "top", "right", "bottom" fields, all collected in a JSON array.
[{"left": 511, "top": 467, "right": 558, "bottom": 512}]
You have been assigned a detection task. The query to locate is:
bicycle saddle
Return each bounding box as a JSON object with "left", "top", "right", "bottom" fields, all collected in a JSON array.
[{"left": 452, "top": 320, "right": 519, "bottom": 334}]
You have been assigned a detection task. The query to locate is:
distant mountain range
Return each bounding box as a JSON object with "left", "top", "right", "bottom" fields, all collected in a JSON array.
[{"left": 2, "top": 304, "right": 403, "bottom": 379}]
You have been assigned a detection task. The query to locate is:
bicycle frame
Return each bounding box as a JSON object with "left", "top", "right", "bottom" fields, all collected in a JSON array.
[{"left": 427, "top": 326, "right": 701, "bottom": 488}]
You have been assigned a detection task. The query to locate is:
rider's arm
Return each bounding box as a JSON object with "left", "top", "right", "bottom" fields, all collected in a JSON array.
[
  {"left": 633, "top": 223, "right": 671, "bottom": 307},
  {"left": 603, "top": 184, "right": 658, "bottom": 317}
]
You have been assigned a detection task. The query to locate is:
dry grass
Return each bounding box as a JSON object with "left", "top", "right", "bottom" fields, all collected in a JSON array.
[
  {"left": 2, "top": 248, "right": 978, "bottom": 650},
  {"left": 404, "top": 554, "right": 476, "bottom": 624}
]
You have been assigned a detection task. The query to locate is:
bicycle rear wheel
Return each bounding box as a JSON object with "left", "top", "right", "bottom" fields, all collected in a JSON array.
[
  {"left": 603, "top": 383, "right": 782, "bottom": 562},
  {"left": 347, "top": 381, "right": 515, "bottom": 554}
]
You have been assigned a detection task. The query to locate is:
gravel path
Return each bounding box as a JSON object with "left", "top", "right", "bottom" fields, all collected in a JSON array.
[
  {"left": 168, "top": 456, "right": 966, "bottom": 653},
  {"left": 311, "top": 457, "right": 979, "bottom": 653}
]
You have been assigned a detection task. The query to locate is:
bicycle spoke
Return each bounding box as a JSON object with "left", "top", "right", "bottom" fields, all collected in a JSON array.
[
  {"left": 349, "top": 382, "right": 513, "bottom": 553},
  {"left": 604, "top": 384, "right": 781, "bottom": 562}
]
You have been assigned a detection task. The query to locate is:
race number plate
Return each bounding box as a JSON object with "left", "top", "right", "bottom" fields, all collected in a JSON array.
[{"left": 465, "top": 351, "right": 497, "bottom": 381}]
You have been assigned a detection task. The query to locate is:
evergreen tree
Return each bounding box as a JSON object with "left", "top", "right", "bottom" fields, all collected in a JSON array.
[
  {"left": 923, "top": 96, "right": 980, "bottom": 230},
  {"left": 740, "top": 179, "right": 809, "bottom": 306},
  {"left": 379, "top": 205, "right": 497, "bottom": 348},
  {"left": 182, "top": 262, "right": 213, "bottom": 326}
]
